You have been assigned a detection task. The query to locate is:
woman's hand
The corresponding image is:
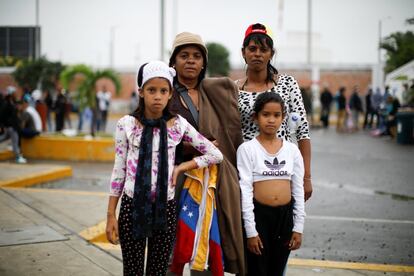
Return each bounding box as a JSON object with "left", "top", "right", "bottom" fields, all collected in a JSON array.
[
  {"left": 304, "top": 177, "right": 313, "bottom": 201},
  {"left": 288, "top": 232, "right": 302, "bottom": 250},
  {"left": 247, "top": 235, "right": 263, "bottom": 255},
  {"left": 211, "top": 140, "right": 219, "bottom": 147},
  {"left": 106, "top": 214, "right": 119, "bottom": 244}
]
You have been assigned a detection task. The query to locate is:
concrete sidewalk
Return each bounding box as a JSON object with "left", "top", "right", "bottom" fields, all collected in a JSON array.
[{"left": 0, "top": 161, "right": 413, "bottom": 275}]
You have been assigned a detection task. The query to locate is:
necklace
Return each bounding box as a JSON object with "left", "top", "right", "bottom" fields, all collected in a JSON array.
[{"left": 241, "top": 75, "right": 278, "bottom": 92}]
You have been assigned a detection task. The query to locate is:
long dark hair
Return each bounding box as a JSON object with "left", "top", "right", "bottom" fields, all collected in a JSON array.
[
  {"left": 243, "top": 23, "right": 278, "bottom": 84},
  {"left": 131, "top": 63, "right": 175, "bottom": 120},
  {"left": 169, "top": 44, "right": 208, "bottom": 85},
  {"left": 253, "top": 92, "right": 286, "bottom": 117}
]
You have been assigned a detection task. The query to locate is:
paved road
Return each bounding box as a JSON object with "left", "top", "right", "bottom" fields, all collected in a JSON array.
[
  {"left": 32, "top": 126, "right": 414, "bottom": 267},
  {"left": 292, "top": 128, "right": 414, "bottom": 265}
]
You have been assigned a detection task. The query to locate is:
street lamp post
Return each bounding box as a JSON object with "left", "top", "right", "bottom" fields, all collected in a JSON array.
[
  {"left": 160, "top": 0, "right": 165, "bottom": 61},
  {"left": 35, "top": 0, "right": 40, "bottom": 59},
  {"left": 109, "top": 26, "right": 118, "bottom": 69},
  {"left": 377, "top": 17, "right": 391, "bottom": 93}
]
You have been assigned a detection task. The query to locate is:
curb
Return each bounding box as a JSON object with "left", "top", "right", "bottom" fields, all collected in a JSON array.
[
  {"left": 0, "top": 150, "right": 13, "bottom": 161},
  {"left": 79, "top": 220, "right": 414, "bottom": 273},
  {"left": 288, "top": 258, "right": 414, "bottom": 273},
  {"left": 21, "top": 136, "right": 114, "bottom": 162},
  {"left": 0, "top": 166, "right": 73, "bottom": 188}
]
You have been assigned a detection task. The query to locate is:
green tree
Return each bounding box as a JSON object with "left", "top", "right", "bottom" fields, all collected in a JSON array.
[
  {"left": 60, "top": 65, "right": 121, "bottom": 111},
  {"left": 12, "top": 57, "right": 65, "bottom": 92},
  {"left": 380, "top": 19, "right": 414, "bottom": 73},
  {"left": 206, "top": 42, "right": 230, "bottom": 77},
  {"left": 60, "top": 65, "right": 121, "bottom": 136}
]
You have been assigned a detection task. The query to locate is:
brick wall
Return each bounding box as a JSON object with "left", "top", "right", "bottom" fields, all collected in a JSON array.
[
  {"left": 1, "top": 67, "right": 372, "bottom": 100},
  {"left": 230, "top": 68, "right": 372, "bottom": 98}
]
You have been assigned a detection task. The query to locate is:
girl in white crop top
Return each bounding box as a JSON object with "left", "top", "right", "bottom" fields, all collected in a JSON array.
[{"left": 237, "top": 91, "right": 305, "bottom": 275}]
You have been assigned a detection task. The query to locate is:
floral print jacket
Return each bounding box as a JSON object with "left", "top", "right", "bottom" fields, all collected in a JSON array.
[{"left": 109, "top": 114, "right": 223, "bottom": 200}]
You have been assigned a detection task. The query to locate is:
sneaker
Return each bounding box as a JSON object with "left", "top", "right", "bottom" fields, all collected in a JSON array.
[{"left": 16, "top": 155, "right": 27, "bottom": 164}]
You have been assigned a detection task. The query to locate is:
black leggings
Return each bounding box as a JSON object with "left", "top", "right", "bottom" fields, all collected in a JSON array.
[
  {"left": 246, "top": 199, "right": 294, "bottom": 276},
  {"left": 118, "top": 194, "right": 177, "bottom": 276}
]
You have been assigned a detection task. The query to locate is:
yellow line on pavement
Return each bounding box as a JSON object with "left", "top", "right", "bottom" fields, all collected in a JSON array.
[
  {"left": 288, "top": 258, "right": 414, "bottom": 273},
  {"left": 78, "top": 219, "right": 414, "bottom": 273},
  {"left": 0, "top": 166, "right": 73, "bottom": 188},
  {"left": 94, "top": 242, "right": 121, "bottom": 251},
  {"left": 5, "top": 187, "right": 107, "bottom": 197}
]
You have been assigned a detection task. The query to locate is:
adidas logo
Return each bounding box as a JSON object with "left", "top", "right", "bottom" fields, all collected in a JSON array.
[{"left": 264, "top": 157, "right": 286, "bottom": 170}]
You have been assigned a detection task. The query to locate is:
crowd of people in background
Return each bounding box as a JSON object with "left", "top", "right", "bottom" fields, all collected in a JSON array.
[
  {"left": 331, "top": 84, "right": 408, "bottom": 138},
  {"left": 0, "top": 84, "right": 113, "bottom": 163},
  {"left": 298, "top": 82, "right": 413, "bottom": 140}
]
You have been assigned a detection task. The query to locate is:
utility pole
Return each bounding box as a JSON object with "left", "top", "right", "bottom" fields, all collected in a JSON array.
[
  {"left": 307, "top": 0, "right": 312, "bottom": 65},
  {"left": 377, "top": 17, "right": 391, "bottom": 92},
  {"left": 35, "top": 0, "right": 40, "bottom": 59},
  {"left": 109, "top": 26, "right": 115, "bottom": 68},
  {"left": 160, "top": 0, "right": 165, "bottom": 61}
]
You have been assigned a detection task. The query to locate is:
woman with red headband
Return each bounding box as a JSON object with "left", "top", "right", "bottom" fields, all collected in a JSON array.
[{"left": 236, "top": 23, "right": 312, "bottom": 275}]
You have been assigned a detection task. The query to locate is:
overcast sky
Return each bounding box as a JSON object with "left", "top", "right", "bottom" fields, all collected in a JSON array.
[{"left": 1, "top": 0, "right": 413, "bottom": 70}]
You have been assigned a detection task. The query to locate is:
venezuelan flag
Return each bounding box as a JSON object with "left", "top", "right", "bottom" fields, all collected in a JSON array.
[{"left": 170, "top": 165, "right": 224, "bottom": 276}]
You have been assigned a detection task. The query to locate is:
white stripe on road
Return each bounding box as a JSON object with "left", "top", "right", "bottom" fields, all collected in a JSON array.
[{"left": 307, "top": 215, "right": 414, "bottom": 224}]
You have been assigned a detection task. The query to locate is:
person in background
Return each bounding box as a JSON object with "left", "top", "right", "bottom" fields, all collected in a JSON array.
[
  {"left": 129, "top": 90, "right": 139, "bottom": 113},
  {"left": 44, "top": 89, "right": 53, "bottom": 131},
  {"left": 20, "top": 94, "right": 42, "bottom": 136},
  {"left": 96, "top": 85, "right": 111, "bottom": 132},
  {"left": 16, "top": 95, "right": 41, "bottom": 138},
  {"left": 363, "top": 87, "right": 374, "bottom": 129},
  {"left": 64, "top": 90, "right": 73, "bottom": 129},
  {"left": 319, "top": 85, "right": 333, "bottom": 128},
  {"left": 301, "top": 87, "right": 313, "bottom": 127},
  {"left": 336, "top": 87, "right": 347, "bottom": 133},
  {"left": 53, "top": 87, "right": 67, "bottom": 132},
  {"left": 32, "top": 89, "right": 48, "bottom": 132},
  {"left": 0, "top": 86, "right": 27, "bottom": 163},
  {"left": 383, "top": 95, "right": 401, "bottom": 138},
  {"left": 349, "top": 86, "right": 363, "bottom": 132},
  {"left": 370, "top": 87, "right": 383, "bottom": 129}
]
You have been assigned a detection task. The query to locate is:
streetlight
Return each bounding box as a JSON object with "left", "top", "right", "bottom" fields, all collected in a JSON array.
[
  {"left": 160, "top": 0, "right": 165, "bottom": 61},
  {"left": 109, "top": 25, "right": 119, "bottom": 69},
  {"left": 377, "top": 16, "right": 391, "bottom": 92},
  {"left": 35, "top": 0, "right": 40, "bottom": 59}
]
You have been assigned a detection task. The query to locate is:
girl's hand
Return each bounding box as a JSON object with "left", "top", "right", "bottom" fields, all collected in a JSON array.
[
  {"left": 106, "top": 214, "right": 119, "bottom": 244},
  {"left": 247, "top": 236, "right": 263, "bottom": 255},
  {"left": 288, "top": 232, "right": 302, "bottom": 250},
  {"left": 171, "top": 164, "right": 182, "bottom": 187}
]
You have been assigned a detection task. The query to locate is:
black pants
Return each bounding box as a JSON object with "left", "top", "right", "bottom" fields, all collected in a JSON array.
[
  {"left": 119, "top": 194, "right": 177, "bottom": 276},
  {"left": 320, "top": 106, "right": 331, "bottom": 128},
  {"left": 246, "top": 199, "right": 294, "bottom": 276}
]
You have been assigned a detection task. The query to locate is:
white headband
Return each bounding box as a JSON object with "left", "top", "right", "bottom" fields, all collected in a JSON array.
[{"left": 139, "top": 61, "right": 176, "bottom": 89}]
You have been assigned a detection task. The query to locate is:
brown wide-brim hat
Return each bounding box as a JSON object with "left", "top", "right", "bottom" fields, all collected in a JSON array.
[{"left": 171, "top": 32, "right": 208, "bottom": 62}]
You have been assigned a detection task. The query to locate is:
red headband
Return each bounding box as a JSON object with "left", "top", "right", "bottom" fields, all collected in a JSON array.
[{"left": 244, "top": 24, "right": 268, "bottom": 40}]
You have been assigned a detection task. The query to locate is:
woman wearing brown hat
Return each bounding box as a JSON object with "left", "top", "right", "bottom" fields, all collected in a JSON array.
[{"left": 168, "top": 32, "right": 245, "bottom": 275}]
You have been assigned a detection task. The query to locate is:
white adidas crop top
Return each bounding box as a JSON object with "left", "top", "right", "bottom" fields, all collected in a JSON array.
[{"left": 237, "top": 137, "right": 305, "bottom": 237}]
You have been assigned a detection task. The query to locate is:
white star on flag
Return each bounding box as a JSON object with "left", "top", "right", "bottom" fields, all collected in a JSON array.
[
  {"left": 182, "top": 205, "right": 188, "bottom": 212},
  {"left": 188, "top": 211, "right": 193, "bottom": 218}
]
